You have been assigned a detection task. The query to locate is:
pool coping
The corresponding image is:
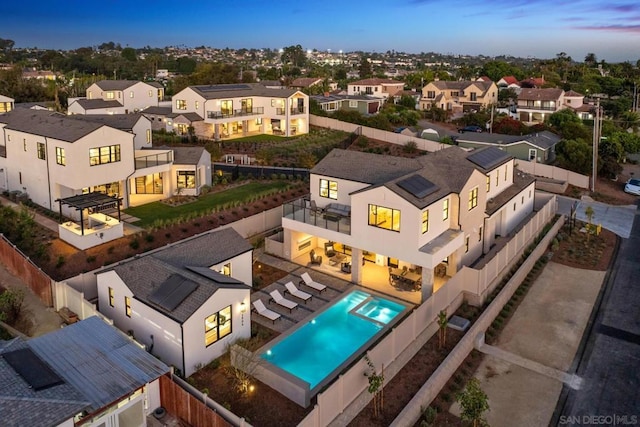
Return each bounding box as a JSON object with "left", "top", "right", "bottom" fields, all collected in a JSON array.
[{"left": 251, "top": 285, "right": 413, "bottom": 407}]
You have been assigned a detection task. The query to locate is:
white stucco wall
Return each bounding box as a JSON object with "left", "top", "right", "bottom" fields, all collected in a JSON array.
[
  {"left": 171, "top": 87, "right": 206, "bottom": 116},
  {"left": 209, "top": 250, "right": 253, "bottom": 288},
  {"left": 486, "top": 158, "right": 514, "bottom": 200},
  {"left": 132, "top": 116, "right": 153, "bottom": 149}
]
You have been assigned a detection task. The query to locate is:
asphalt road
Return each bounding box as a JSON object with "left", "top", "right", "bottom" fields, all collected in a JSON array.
[{"left": 553, "top": 200, "right": 640, "bottom": 425}]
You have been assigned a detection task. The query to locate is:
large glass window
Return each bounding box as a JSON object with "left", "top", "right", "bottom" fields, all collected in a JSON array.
[
  {"left": 89, "top": 145, "right": 121, "bottom": 166},
  {"left": 443, "top": 199, "right": 449, "bottom": 220},
  {"left": 421, "top": 210, "right": 429, "bottom": 234},
  {"left": 221, "top": 100, "right": 233, "bottom": 116},
  {"left": 56, "top": 147, "right": 65, "bottom": 166},
  {"left": 176, "top": 99, "right": 187, "bottom": 110},
  {"left": 468, "top": 187, "right": 478, "bottom": 210},
  {"left": 368, "top": 204, "right": 401, "bottom": 232},
  {"left": 135, "top": 173, "right": 163, "bottom": 194},
  {"left": 319, "top": 179, "right": 338, "bottom": 199},
  {"left": 37, "top": 142, "right": 46, "bottom": 160},
  {"left": 241, "top": 98, "right": 252, "bottom": 113},
  {"left": 106, "top": 91, "right": 115, "bottom": 99},
  {"left": 205, "top": 305, "right": 232, "bottom": 347},
  {"left": 177, "top": 170, "right": 196, "bottom": 189},
  {"left": 221, "top": 263, "right": 232, "bottom": 276}
]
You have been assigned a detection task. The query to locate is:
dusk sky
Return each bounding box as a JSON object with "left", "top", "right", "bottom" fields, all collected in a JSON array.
[{"left": 2, "top": 0, "right": 639, "bottom": 62}]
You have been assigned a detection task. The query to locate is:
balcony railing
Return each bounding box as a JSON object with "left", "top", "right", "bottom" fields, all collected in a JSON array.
[
  {"left": 283, "top": 198, "right": 351, "bottom": 235},
  {"left": 518, "top": 104, "right": 557, "bottom": 111},
  {"left": 135, "top": 152, "right": 173, "bottom": 169},
  {"left": 206, "top": 107, "right": 264, "bottom": 119},
  {"left": 290, "top": 107, "right": 306, "bottom": 115}
]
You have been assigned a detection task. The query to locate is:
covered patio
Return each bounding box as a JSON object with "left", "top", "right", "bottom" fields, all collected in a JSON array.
[{"left": 56, "top": 192, "right": 124, "bottom": 250}]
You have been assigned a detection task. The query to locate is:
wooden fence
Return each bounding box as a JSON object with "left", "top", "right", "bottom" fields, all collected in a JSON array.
[{"left": 0, "top": 234, "right": 52, "bottom": 307}]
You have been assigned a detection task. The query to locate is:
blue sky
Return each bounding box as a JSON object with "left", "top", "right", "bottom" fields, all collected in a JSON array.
[{"left": 2, "top": 0, "right": 638, "bottom": 62}]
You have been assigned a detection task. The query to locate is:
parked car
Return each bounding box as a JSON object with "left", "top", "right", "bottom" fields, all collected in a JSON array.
[
  {"left": 624, "top": 178, "right": 640, "bottom": 195},
  {"left": 458, "top": 125, "right": 483, "bottom": 133}
]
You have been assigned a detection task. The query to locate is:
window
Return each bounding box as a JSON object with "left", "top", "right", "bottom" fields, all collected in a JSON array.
[
  {"left": 106, "top": 91, "right": 115, "bottom": 99},
  {"left": 468, "top": 187, "right": 478, "bottom": 210},
  {"left": 529, "top": 149, "right": 536, "bottom": 161},
  {"left": 349, "top": 100, "right": 358, "bottom": 108},
  {"left": 256, "top": 118, "right": 263, "bottom": 125},
  {"left": 529, "top": 190, "right": 532, "bottom": 198},
  {"left": 148, "top": 90, "right": 153, "bottom": 97},
  {"left": 486, "top": 175, "right": 490, "bottom": 192},
  {"left": 470, "top": 93, "right": 477, "bottom": 101},
  {"left": 205, "top": 305, "right": 232, "bottom": 347},
  {"left": 108, "top": 287, "right": 115, "bottom": 307},
  {"left": 427, "top": 91, "right": 435, "bottom": 98},
  {"left": 23, "top": 139, "right": 26, "bottom": 151},
  {"left": 368, "top": 204, "right": 401, "bottom": 232},
  {"left": 56, "top": 147, "right": 65, "bottom": 166},
  {"left": 451, "top": 91, "right": 459, "bottom": 96},
  {"left": 241, "top": 98, "right": 252, "bottom": 113},
  {"left": 221, "top": 100, "right": 233, "bottom": 116},
  {"left": 479, "top": 226, "right": 483, "bottom": 242},
  {"left": 504, "top": 165, "right": 507, "bottom": 181},
  {"left": 146, "top": 129, "right": 151, "bottom": 144},
  {"left": 129, "top": 91, "right": 134, "bottom": 98},
  {"left": 89, "top": 145, "right": 121, "bottom": 166},
  {"left": 177, "top": 170, "right": 196, "bottom": 189},
  {"left": 176, "top": 123, "right": 188, "bottom": 135},
  {"left": 125, "top": 297, "right": 131, "bottom": 317},
  {"left": 37, "top": 142, "right": 46, "bottom": 160},
  {"left": 135, "top": 173, "right": 163, "bottom": 194},
  {"left": 522, "top": 196, "right": 524, "bottom": 204},
  {"left": 496, "top": 169, "right": 499, "bottom": 186},
  {"left": 221, "top": 263, "right": 231, "bottom": 276},
  {"left": 319, "top": 179, "right": 338, "bottom": 200},
  {"left": 19, "top": 172, "right": 22, "bottom": 185},
  {"left": 176, "top": 99, "right": 187, "bottom": 110},
  {"left": 421, "top": 210, "right": 429, "bottom": 234},
  {"left": 442, "top": 199, "right": 449, "bottom": 220},
  {"left": 514, "top": 203, "right": 517, "bottom": 211},
  {"left": 465, "top": 236, "right": 470, "bottom": 253}
]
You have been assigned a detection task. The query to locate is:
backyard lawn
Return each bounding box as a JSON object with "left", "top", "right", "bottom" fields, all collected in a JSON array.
[{"left": 124, "top": 180, "right": 293, "bottom": 227}]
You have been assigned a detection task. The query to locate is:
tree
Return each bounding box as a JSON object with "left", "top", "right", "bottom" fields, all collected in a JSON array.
[
  {"left": 457, "top": 378, "right": 489, "bottom": 427},
  {"left": 280, "top": 45, "right": 306, "bottom": 68},
  {"left": 121, "top": 47, "right": 137, "bottom": 62},
  {"left": 598, "top": 137, "right": 624, "bottom": 179},
  {"left": 0, "top": 288, "right": 24, "bottom": 325},
  {"left": 363, "top": 354, "right": 384, "bottom": 418},
  {"left": 584, "top": 53, "right": 597, "bottom": 67},
  {"left": 437, "top": 310, "right": 448, "bottom": 349},
  {"left": 620, "top": 111, "right": 640, "bottom": 132},
  {"left": 359, "top": 56, "right": 373, "bottom": 79},
  {"left": 555, "top": 139, "right": 592, "bottom": 174}
]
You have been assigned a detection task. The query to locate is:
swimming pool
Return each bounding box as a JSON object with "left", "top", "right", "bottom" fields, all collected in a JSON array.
[{"left": 260, "top": 289, "right": 407, "bottom": 392}]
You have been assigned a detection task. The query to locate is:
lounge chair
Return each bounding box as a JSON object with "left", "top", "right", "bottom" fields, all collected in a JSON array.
[
  {"left": 309, "top": 249, "right": 322, "bottom": 265},
  {"left": 269, "top": 290, "right": 298, "bottom": 312},
  {"left": 299, "top": 272, "right": 327, "bottom": 293},
  {"left": 283, "top": 281, "right": 312, "bottom": 303},
  {"left": 252, "top": 300, "right": 281, "bottom": 324}
]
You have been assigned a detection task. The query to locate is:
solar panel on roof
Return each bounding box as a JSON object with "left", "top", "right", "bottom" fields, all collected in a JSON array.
[
  {"left": 197, "top": 84, "right": 252, "bottom": 92},
  {"left": 467, "top": 147, "right": 511, "bottom": 170},
  {"left": 148, "top": 274, "right": 199, "bottom": 311},
  {"left": 397, "top": 174, "right": 439, "bottom": 198},
  {"left": 4, "top": 347, "right": 64, "bottom": 391},
  {"left": 185, "top": 266, "right": 245, "bottom": 285}
]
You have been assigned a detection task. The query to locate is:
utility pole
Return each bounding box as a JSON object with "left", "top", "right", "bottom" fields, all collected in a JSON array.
[{"left": 591, "top": 99, "right": 601, "bottom": 192}]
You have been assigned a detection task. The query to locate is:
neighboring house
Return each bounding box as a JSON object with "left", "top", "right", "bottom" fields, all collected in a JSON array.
[
  {"left": 14, "top": 101, "right": 52, "bottom": 111},
  {"left": 392, "top": 89, "right": 422, "bottom": 107},
  {"left": 517, "top": 88, "right": 565, "bottom": 124},
  {"left": 68, "top": 80, "right": 164, "bottom": 114},
  {"left": 0, "top": 109, "right": 211, "bottom": 214},
  {"left": 69, "top": 113, "right": 153, "bottom": 149},
  {"left": 520, "top": 76, "right": 545, "bottom": 88},
  {"left": 290, "top": 77, "right": 324, "bottom": 91},
  {"left": 455, "top": 130, "right": 560, "bottom": 163},
  {"left": 563, "top": 90, "right": 585, "bottom": 109},
  {"left": 419, "top": 80, "right": 498, "bottom": 113},
  {"left": 96, "top": 227, "right": 253, "bottom": 377},
  {"left": 311, "top": 93, "right": 381, "bottom": 114},
  {"left": 259, "top": 80, "right": 284, "bottom": 89},
  {"left": 347, "top": 78, "right": 405, "bottom": 100},
  {"left": 171, "top": 83, "right": 309, "bottom": 139},
  {"left": 166, "top": 111, "right": 204, "bottom": 135},
  {"left": 281, "top": 146, "right": 535, "bottom": 302},
  {"left": 0, "top": 95, "right": 14, "bottom": 113},
  {"left": 496, "top": 76, "right": 521, "bottom": 92},
  {"left": 0, "top": 316, "right": 169, "bottom": 427},
  {"left": 141, "top": 106, "right": 172, "bottom": 131},
  {"left": 22, "top": 69, "right": 59, "bottom": 81}
]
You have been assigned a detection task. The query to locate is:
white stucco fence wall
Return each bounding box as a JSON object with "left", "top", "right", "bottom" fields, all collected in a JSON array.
[{"left": 516, "top": 159, "right": 589, "bottom": 189}]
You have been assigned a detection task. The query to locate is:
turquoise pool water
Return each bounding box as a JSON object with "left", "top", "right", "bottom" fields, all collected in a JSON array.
[{"left": 260, "top": 290, "right": 405, "bottom": 389}]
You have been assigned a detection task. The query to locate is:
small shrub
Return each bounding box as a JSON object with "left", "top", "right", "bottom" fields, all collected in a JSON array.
[
  {"left": 165, "top": 232, "right": 171, "bottom": 238},
  {"left": 129, "top": 239, "right": 140, "bottom": 250},
  {"left": 86, "top": 255, "right": 97, "bottom": 263},
  {"left": 144, "top": 234, "right": 155, "bottom": 243},
  {"left": 56, "top": 255, "right": 65, "bottom": 268},
  {"left": 403, "top": 140, "right": 418, "bottom": 153},
  {"left": 107, "top": 246, "right": 115, "bottom": 254}
]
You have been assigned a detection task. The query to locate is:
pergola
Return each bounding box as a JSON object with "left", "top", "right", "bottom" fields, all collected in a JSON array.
[{"left": 56, "top": 192, "right": 122, "bottom": 236}]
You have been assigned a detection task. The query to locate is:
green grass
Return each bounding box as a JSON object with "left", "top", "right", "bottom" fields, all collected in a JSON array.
[{"left": 124, "top": 181, "right": 292, "bottom": 228}]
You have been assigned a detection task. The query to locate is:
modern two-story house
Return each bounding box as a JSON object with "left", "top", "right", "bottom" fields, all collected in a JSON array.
[
  {"left": 280, "top": 146, "right": 535, "bottom": 303},
  {"left": 346, "top": 78, "right": 405, "bottom": 101},
  {"left": 96, "top": 227, "right": 253, "bottom": 377},
  {"left": 170, "top": 83, "right": 309, "bottom": 140},
  {"left": 516, "top": 88, "right": 565, "bottom": 124},
  {"left": 68, "top": 80, "right": 165, "bottom": 115},
  {"left": 419, "top": 80, "right": 498, "bottom": 114}
]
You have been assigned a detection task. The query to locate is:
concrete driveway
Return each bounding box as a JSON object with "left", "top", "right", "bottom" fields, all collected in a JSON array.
[{"left": 556, "top": 195, "right": 637, "bottom": 238}]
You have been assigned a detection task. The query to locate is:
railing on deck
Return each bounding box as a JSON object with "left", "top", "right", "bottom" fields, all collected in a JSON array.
[
  {"left": 135, "top": 152, "right": 173, "bottom": 169},
  {"left": 282, "top": 198, "right": 351, "bottom": 235},
  {"left": 206, "top": 107, "right": 264, "bottom": 119}
]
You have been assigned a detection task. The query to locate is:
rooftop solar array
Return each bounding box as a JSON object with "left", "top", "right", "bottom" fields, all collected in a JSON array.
[
  {"left": 185, "top": 266, "right": 245, "bottom": 285},
  {"left": 148, "top": 274, "right": 199, "bottom": 311},
  {"left": 4, "top": 347, "right": 64, "bottom": 391},
  {"left": 197, "top": 84, "right": 252, "bottom": 92},
  {"left": 466, "top": 147, "right": 511, "bottom": 170},
  {"left": 397, "top": 174, "right": 439, "bottom": 198}
]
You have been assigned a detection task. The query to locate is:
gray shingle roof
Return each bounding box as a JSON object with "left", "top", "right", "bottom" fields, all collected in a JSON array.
[
  {"left": 73, "top": 98, "right": 123, "bottom": 110},
  {"left": 142, "top": 106, "right": 172, "bottom": 115},
  {"left": 0, "top": 109, "right": 104, "bottom": 142},
  {"left": 486, "top": 169, "right": 536, "bottom": 215},
  {"left": 167, "top": 112, "right": 203, "bottom": 122},
  {"left": 518, "top": 88, "right": 564, "bottom": 101},
  {"left": 109, "top": 228, "right": 252, "bottom": 323},
  {"left": 189, "top": 83, "right": 298, "bottom": 100},
  {"left": 456, "top": 130, "right": 560, "bottom": 150},
  {"left": 0, "top": 338, "right": 90, "bottom": 427},
  {"left": 94, "top": 80, "right": 141, "bottom": 91},
  {"left": 171, "top": 146, "right": 206, "bottom": 165},
  {"left": 68, "top": 113, "right": 147, "bottom": 131},
  {"left": 28, "top": 316, "right": 169, "bottom": 413}
]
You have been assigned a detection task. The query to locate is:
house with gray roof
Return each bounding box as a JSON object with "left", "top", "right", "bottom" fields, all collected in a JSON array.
[
  {"left": 171, "top": 83, "right": 309, "bottom": 140},
  {"left": 419, "top": 80, "right": 498, "bottom": 114},
  {"left": 311, "top": 93, "right": 381, "bottom": 115},
  {"left": 96, "top": 227, "right": 253, "bottom": 377},
  {"left": 0, "top": 316, "right": 169, "bottom": 427},
  {"left": 67, "top": 80, "right": 164, "bottom": 115},
  {"left": 69, "top": 113, "right": 153, "bottom": 148},
  {"left": 517, "top": 88, "right": 566, "bottom": 124},
  {"left": 280, "top": 146, "right": 535, "bottom": 304},
  {"left": 455, "top": 130, "right": 560, "bottom": 164}
]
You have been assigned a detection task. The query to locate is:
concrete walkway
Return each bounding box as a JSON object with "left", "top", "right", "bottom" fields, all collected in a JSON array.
[{"left": 556, "top": 195, "right": 636, "bottom": 238}]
